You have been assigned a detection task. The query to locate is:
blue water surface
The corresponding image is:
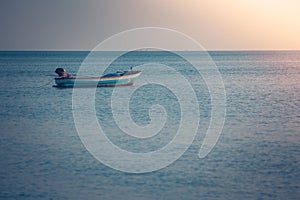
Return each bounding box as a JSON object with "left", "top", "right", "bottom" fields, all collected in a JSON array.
[{"left": 0, "top": 51, "right": 299, "bottom": 199}]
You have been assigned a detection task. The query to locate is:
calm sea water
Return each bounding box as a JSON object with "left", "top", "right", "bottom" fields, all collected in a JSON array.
[{"left": 0, "top": 51, "right": 299, "bottom": 199}]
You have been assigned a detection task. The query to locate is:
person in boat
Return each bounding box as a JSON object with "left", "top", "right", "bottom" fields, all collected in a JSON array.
[{"left": 55, "top": 68, "right": 71, "bottom": 78}]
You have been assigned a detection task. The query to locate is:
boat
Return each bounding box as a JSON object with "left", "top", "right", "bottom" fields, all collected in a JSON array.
[{"left": 53, "top": 68, "right": 142, "bottom": 88}]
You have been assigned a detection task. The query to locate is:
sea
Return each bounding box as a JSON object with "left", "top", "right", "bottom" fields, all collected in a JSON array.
[{"left": 0, "top": 51, "right": 299, "bottom": 199}]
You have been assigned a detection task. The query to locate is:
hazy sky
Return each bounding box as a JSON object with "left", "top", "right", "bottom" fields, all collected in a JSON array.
[{"left": 0, "top": 0, "right": 299, "bottom": 50}]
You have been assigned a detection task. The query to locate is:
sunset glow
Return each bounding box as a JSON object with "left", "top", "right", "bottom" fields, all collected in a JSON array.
[
  {"left": 152, "top": 0, "right": 300, "bottom": 50},
  {"left": 0, "top": 0, "right": 299, "bottom": 50}
]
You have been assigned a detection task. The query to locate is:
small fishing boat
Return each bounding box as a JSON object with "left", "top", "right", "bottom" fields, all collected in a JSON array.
[{"left": 53, "top": 68, "right": 142, "bottom": 88}]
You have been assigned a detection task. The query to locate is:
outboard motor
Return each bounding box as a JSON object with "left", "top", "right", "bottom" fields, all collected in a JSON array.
[{"left": 55, "top": 68, "right": 68, "bottom": 77}]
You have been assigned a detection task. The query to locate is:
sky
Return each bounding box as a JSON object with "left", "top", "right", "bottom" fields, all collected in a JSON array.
[{"left": 0, "top": 0, "right": 299, "bottom": 50}]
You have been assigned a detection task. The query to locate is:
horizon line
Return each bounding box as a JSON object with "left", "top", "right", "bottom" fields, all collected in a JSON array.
[{"left": 0, "top": 49, "right": 300, "bottom": 52}]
